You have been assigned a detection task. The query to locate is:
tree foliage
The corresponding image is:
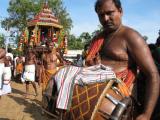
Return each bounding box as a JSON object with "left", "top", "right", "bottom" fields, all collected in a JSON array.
[
  {"left": 67, "top": 34, "right": 82, "bottom": 50},
  {"left": 0, "top": 34, "right": 5, "bottom": 47},
  {"left": 79, "top": 32, "right": 92, "bottom": 44},
  {"left": 1, "top": 0, "right": 106, "bottom": 50},
  {"left": 67, "top": 32, "right": 92, "bottom": 50},
  {"left": 1, "top": 0, "right": 72, "bottom": 33}
]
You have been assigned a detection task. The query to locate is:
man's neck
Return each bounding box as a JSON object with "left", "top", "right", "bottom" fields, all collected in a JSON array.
[{"left": 103, "top": 24, "right": 122, "bottom": 38}]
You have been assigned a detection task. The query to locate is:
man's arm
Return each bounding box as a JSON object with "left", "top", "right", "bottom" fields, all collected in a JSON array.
[
  {"left": 56, "top": 52, "right": 65, "bottom": 66},
  {"left": 0, "top": 48, "right": 6, "bottom": 58},
  {"left": 126, "top": 29, "right": 159, "bottom": 119},
  {"left": 8, "top": 56, "right": 13, "bottom": 66},
  {"left": 37, "top": 54, "right": 45, "bottom": 86},
  {"left": 34, "top": 55, "right": 37, "bottom": 66},
  {"left": 9, "top": 56, "right": 14, "bottom": 67}
]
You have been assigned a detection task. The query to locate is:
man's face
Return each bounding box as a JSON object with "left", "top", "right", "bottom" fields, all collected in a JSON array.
[
  {"left": 96, "top": 0, "right": 122, "bottom": 32},
  {"left": 48, "top": 42, "right": 54, "bottom": 51},
  {"left": 6, "top": 56, "right": 11, "bottom": 60}
]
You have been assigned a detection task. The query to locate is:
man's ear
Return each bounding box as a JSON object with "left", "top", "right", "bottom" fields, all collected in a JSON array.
[{"left": 119, "top": 8, "right": 123, "bottom": 16}]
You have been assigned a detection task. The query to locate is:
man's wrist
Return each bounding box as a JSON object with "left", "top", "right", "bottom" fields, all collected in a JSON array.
[{"left": 143, "top": 111, "right": 152, "bottom": 119}]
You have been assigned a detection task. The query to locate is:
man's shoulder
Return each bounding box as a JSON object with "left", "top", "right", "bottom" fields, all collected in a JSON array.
[
  {"left": 121, "top": 26, "right": 146, "bottom": 49},
  {"left": 122, "top": 26, "right": 143, "bottom": 42},
  {"left": 0, "top": 48, "right": 5, "bottom": 52},
  {"left": 122, "top": 26, "right": 139, "bottom": 35},
  {"left": 0, "top": 48, "right": 5, "bottom": 50}
]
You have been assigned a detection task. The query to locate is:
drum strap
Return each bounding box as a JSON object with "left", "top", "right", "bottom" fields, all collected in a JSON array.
[{"left": 117, "top": 78, "right": 130, "bottom": 97}]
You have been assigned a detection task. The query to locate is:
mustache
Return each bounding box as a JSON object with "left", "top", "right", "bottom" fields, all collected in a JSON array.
[{"left": 103, "top": 22, "right": 113, "bottom": 26}]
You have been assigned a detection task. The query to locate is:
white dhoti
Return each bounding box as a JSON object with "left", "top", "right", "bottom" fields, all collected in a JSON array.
[
  {"left": 0, "top": 63, "right": 5, "bottom": 90},
  {"left": 0, "top": 63, "right": 4, "bottom": 96},
  {"left": 1, "top": 67, "right": 12, "bottom": 95},
  {"left": 21, "top": 64, "right": 35, "bottom": 82}
]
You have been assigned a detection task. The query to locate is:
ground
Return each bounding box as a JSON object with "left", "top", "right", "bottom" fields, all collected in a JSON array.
[{"left": 0, "top": 81, "right": 54, "bottom": 120}]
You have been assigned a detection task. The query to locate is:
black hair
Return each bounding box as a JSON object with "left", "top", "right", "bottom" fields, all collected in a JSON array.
[
  {"left": 156, "top": 36, "right": 160, "bottom": 46},
  {"left": 95, "top": 0, "right": 122, "bottom": 13},
  {"left": 26, "top": 47, "right": 34, "bottom": 54},
  {"left": 7, "top": 48, "right": 12, "bottom": 53},
  {"left": 46, "top": 39, "right": 53, "bottom": 46},
  {"left": 148, "top": 43, "right": 157, "bottom": 50}
]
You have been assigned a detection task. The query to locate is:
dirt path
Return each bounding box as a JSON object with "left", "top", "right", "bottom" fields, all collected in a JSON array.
[{"left": 0, "top": 81, "right": 54, "bottom": 120}]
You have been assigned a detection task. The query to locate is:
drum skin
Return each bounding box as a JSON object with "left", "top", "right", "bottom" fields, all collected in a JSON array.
[{"left": 92, "top": 89, "right": 126, "bottom": 120}]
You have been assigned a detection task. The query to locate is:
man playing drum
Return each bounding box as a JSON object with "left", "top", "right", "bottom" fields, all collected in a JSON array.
[
  {"left": 85, "top": 0, "right": 159, "bottom": 119},
  {"left": 43, "top": 0, "right": 159, "bottom": 120}
]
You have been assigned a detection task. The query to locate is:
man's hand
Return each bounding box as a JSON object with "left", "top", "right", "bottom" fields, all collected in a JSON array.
[
  {"left": 38, "top": 81, "right": 41, "bottom": 87},
  {"left": 136, "top": 113, "right": 150, "bottom": 120}
]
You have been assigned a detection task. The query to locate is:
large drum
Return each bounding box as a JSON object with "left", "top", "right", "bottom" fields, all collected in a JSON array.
[{"left": 42, "top": 78, "right": 133, "bottom": 120}]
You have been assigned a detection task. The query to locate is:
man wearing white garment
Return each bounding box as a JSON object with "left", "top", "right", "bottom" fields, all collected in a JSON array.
[
  {"left": 22, "top": 48, "right": 38, "bottom": 98},
  {"left": 2, "top": 55, "right": 12, "bottom": 95},
  {"left": 0, "top": 48, "right": 6, "bottom": 98}
]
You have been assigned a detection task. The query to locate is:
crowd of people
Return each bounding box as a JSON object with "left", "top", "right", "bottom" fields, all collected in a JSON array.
[{"left": 0, "top": 42, "right": 66, "bottom": 99}]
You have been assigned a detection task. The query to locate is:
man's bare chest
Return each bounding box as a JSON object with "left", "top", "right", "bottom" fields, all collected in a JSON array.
[
  {"left": 100, "top": 40, "right": 128, "bottom": 61},
  {"left": 44, "top": 54, "right": 57, "bottom": 63}
]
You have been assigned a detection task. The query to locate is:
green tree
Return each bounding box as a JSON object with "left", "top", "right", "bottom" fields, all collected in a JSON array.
[
  {"left": 1, "top": 0, "right": 72, "bottom": 33},
  {"left": 1, "top": 0, "right": 38, "bottom": 31},
  {"left": 91, "top": 25, "right": 103, "bottom": 38},
  {"left": 68, "top": 34, "right": 84, "bottom": 50},
  {"left": 79, "top": 32, "right": 91, "bottom": 44},
  {"left": 0, "top": 34, "right": 5, "bottom": 47}
]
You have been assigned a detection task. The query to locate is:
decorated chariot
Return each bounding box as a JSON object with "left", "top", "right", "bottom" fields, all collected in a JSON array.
[{"left": 18, "top": 2, "right": 67, "bottom": 54}]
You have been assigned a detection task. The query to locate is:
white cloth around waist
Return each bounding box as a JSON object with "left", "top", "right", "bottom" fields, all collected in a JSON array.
[
  {"left": 22, "top": 64, "right": 35, "bottom": 82},
  {"left": 24, "top": 64, "right": 35, "bottom": 72},
  {"left": 1, "top": 66, "right": 12, "bottom": 95},
  {"left": 3, "top": 67, "right": 11, "bottom": 81},
  {"left": 0, "top": 63, "right": 5, "bottom": 89}
]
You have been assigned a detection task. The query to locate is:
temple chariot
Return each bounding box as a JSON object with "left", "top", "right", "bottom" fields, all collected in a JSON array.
[{"left": 18, "top": 2, "right": 67, "bottom": 54}]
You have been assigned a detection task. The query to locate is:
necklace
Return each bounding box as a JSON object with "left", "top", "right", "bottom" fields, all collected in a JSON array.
[{"left": 104, "top": 24, "right": 122, "bottom": 45}]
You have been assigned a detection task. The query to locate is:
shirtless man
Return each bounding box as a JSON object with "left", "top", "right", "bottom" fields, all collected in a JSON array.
[
  {"left": 40, "top": 41, "right": 64, "bottom": 92},
  {"left": 15, "top": 55, "right": 24, "bottom": 82},
  {"left": 85, "top": 0, "right": 159, "bottom": 119},
  {"left": 22, "top": 48, "right": 37, "bottom": 98},
  {"left": 2, "top": 55, "right": 12, "bottom": 95},
  {"left": 0, "top": 48, "right": 6, "bottom": 97}
]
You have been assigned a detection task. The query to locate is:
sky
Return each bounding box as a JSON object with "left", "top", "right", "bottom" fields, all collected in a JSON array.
[{"left": 0, "top": 0, "right": 160, "bottom": 43}]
